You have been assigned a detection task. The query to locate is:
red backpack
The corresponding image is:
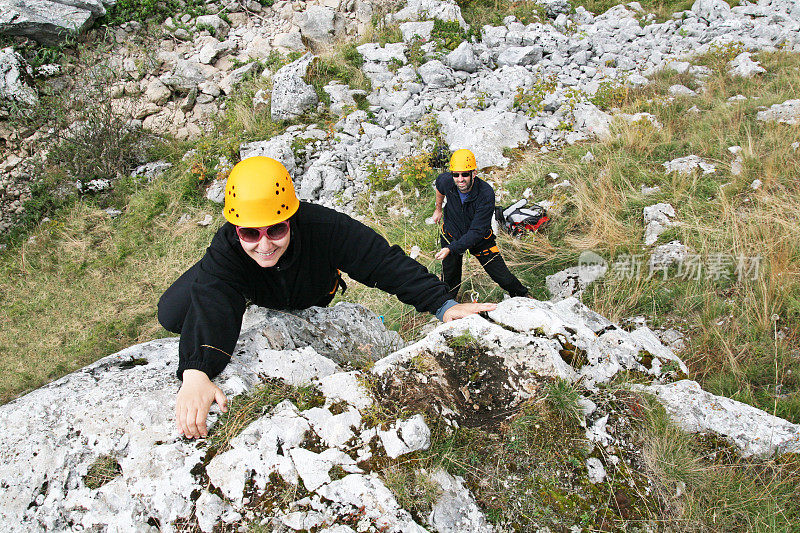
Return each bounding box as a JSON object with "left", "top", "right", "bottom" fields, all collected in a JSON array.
[{"left": 495, "top": 199, "right": 549, "bottom": 237}]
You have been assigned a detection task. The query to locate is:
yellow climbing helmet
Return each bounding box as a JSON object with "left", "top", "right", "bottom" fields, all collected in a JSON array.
[
  {"left": 223, "top": 156, "right": 299, "bottom": 227},
  {"left": 449, "top": 149, "right": 477, "bottom": 172}
]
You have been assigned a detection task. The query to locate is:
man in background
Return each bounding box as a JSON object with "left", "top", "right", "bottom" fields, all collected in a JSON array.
[{"left": 432, "top": 149, "right": 529, "bottom": 300}]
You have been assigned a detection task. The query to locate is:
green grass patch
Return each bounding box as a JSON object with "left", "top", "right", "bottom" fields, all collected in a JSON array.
[
  {"left": 84, "top": 454, "right": 122, "bottom": 489},
  {"left": 307, "top": 43, "right": 371, "bottom": 107},
  {"left": 456, "top": 0, "right": 545, "bottom": 28},
  {"left": 641, "top": 396, "right": 800, "bottom": 530},
  {"left": 100, "top": 0, "right": 208, "bottom": 26},
  {"left": 207, "top": 379, "right": 323, "bottom": 453},
  {"left": 384, "top": 390, "right": 657, "bottom": 530}
]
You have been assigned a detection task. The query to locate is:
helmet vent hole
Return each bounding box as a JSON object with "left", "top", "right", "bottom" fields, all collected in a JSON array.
[{"left": 275, "top": 191, "right": 279, "bottom": 195}]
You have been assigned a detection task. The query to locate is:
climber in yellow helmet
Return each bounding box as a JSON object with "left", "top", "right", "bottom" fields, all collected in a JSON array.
[
  {"left": 159, "top": 156, "right": 495, "bottom": 439},
  {"left": 433, "top": 149, "right": 529, "bottom": 301}
]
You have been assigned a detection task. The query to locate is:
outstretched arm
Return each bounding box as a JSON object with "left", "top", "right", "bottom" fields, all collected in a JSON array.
[{"left": 443, "top": 302, "right": 496, "bottom": 321}]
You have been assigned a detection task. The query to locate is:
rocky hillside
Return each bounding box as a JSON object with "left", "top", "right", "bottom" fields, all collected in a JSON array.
[
  {"left": 1, "top": 300, "right": 798, "bottom": 532},
  {"left": 2, "top": 0, "right": 800, "bottom": 530},
  {"left": 2, "top": 0, "right": 799, "bottom": 235}
]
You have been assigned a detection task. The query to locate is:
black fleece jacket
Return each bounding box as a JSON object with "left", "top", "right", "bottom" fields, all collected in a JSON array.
[
  {"left": 176, "top": 202, "right": 451, "bottom": 379},
  {"left": 436, "top": 172, "right": 496, "bottom": 255}
]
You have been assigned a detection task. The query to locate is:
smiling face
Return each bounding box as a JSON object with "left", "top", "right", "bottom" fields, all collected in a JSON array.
[
  {"left": 239, "top": 225, "right": 291, "bottom": 268},
  {"left": 452, "top": 170, "right": 474, "bottom": 193}
]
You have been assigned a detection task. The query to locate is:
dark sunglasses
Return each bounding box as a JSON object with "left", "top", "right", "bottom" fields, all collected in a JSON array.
[
  {"left": 453, "top": 171, "right": 472, "bottom": 177},
  {"left": 235, "top": 221, "right": 289, "bottom": 243}
]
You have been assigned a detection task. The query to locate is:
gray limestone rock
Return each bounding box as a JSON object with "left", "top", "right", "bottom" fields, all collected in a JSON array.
[
  {"left": 417, "top": 59, "right": 457, "bottom": 88},
  {"left": 220, "top": 61, "right": 258, "bottom": 95},
  {"left": 298, "top": 157, "right": 345, "bottom": 202},
  {"left": 539, "top": 0, "right": 572, "bottom": 18},
  {"left": 572, "top": 102, "right": 613, "bottom": 141},
  {"left": 378, "top": 414, "right": 431, "bottom": 459},
  {"left": 273, "top": 31, "right": 306, "bottom": 53},
  {"left": 356, "top": 42, "right": 407, "bottom": 64},
  {"left": 144, "top": 77, "right": 171, "bottom": 106},
  {"left": 205, "top": 178, "right": 226, "bottom": 203},
  {"left": 323, "top": 81, "right": 360, "bottom": 116},
  {"left": 391, "top": 0, "right": 467, "bottom": 29},
  {"left": 195, "top": 14, "right": 230, "bottom": 39},
  {"left": 728, "top": 51, "right": 766, "bottom": 78},
  {"left": 663, "top": 154, "right": 716, "bottom": 175},
  {"left": 198, "top": 38, "right": 233, "bottom": 65},
  {"left": 429, "top": 469, "right": 494, "bottom": 532},
  {"left": 316, "top": 474, "right": 427, "bottom": 532},
  {"left": 295, "top": 5, "right": 341, "bottom": 48},
  {"left": 586, "top": 457, "right": 607, "bottom": 483},
  {"left": 546, "top": 262, "right": 608, "bottom": 302},
  {"left": 643, "top": 202, "right": 676, "bottom": 246},
  {"left": 635, "top": 380, "right": 800, "bottom": 457},
  {"left": 0, "top": 47, "right": 37, "bottom": 106},
  {"left": 131, "top": 161, "right": 172, "bottom": 181},
  {"left": 239, "top": 133, "right": 297, "bottom": 175},
  {"left": 649, "top": 240, "right": 688, "bottom": 270},
  {"left": 669, "top": 84, "right": 697, "bottom": 97},
  {"left": 616, "top": 111, "right": 662, "bottom": 130},
  {"left": 376, "top": 297, "right": 686, "bottom": 396},
  {"left": 271, "top": 53, "right": 318, "bottom": 121},
  {"left": 495, "top": 45, "right": 543, "bottom": 67},
  {"left": 691, "top": 0, "right": 732, "bottom": 22},
  {"left": 0, "top": 0, "right": 101, "bottom": 45},
  {"left": 481, "top": 25, "right": 508, "bottom": 48},
  {"left": 160, "top": 60, "right": 209, "bottom": 93},
  {"left": 195, "top": 492, "right": 241, "bottom": 533},
  {"left": 0, "top": 304, "right": 414, "bottom": 531},
  {"left": 437, "top": 108, "right": 529, "bottom": 169},
  {"left": 240, "top": 303, "right": 404, "bottom": 366},
  {"left": 399, "top": 20, "right": 434, "bottom": 42},
  {"left": 756, "top": 99, "right": 800, "bottom": 125}
]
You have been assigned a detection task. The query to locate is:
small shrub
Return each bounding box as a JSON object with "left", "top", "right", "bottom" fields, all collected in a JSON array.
[
  {"left": 406, "top": 37, "right": 426, "bottom": 67},
  {"left": 694, "top": 41, "right": 746, "bottom": 75},
  {"left": 513, "top": 75, "right": 557, "bottom": 117},
  {"left": 195, "top": 22, "right": 217, "bottom": 37},
  {"left": 431, "top": 19, "right": 467, "bottom": 52},
  {"left": 342, "top": 42, "right": 364, "bottom": 69},
  {"left": 31, "top": 60, "right": 146, "bottom": 185},
  {"left": 398, "top": 153, "right": 435, "bottom": 190},
  {"left": 102, "top": 0, "right": 207, "bottom": 25},
  {"left": 590, "top": 80, "right": 628, "bottom": 110},
  {"left": 365, "top": 161, "right": 393, "bottom": 191},
  {"left": 262, "top": 50, "right": 290, "bottom": 71}
]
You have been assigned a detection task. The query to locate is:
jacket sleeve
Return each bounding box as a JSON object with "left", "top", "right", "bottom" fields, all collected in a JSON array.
[
  {"left": 435, "top": 172, "right": 448, "bottom": 195},
  {"left": 326, "top": 211, "right": 451, "bottom": 315},
  {"left": 446, "top": 187, "right": 495, "bottom": 255},
  {"left": 175, "top": 235, "right": 248, "bottom": 380}
]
